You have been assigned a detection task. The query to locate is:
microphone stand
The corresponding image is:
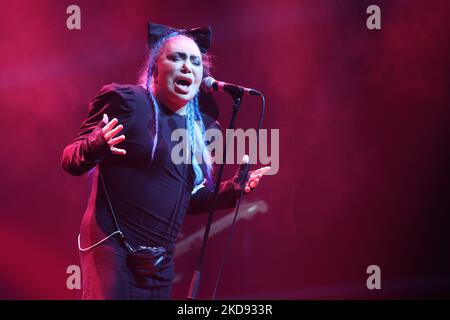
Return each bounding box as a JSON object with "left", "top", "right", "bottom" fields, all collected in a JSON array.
[{"left": 188, "top": 88, "right": 245, "bottom": 299}]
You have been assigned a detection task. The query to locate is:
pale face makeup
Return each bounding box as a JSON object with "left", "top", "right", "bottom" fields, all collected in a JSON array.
[{"left": 152, "top": 35, "right": 203, "bottom": 112}]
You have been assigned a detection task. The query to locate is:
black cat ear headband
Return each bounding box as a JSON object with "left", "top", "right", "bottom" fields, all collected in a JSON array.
[{"left": 148, "top": 21, "right": 212, "bottom": 53}]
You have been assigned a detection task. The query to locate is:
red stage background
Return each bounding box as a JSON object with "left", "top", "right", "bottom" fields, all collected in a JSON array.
[{"left": 1, "top": 0, "right": 450, "bottom": 299}]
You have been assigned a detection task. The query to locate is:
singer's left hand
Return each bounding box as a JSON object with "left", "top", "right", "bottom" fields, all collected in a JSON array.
[{"left": 244, "top": 166, "right": 271, "bottom": 193}]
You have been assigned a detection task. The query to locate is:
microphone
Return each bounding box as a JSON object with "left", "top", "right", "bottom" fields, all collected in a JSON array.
[
  {"left": 236, "top": 154, "right": 250, "bottom": 189},
  {"left": 201, "top": 76, "right": 261, "bottom": 97}
]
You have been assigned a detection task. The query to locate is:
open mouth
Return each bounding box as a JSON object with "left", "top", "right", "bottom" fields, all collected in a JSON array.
[{"left": 174, "top": 77, "right": 193, "bottom": 93}]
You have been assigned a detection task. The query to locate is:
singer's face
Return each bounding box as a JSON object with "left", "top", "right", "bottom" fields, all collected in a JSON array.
[{"left": 153, "top": 35, "right": 203, "bottom": 111}]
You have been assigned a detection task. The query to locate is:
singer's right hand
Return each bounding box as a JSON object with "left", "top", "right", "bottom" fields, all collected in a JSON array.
[{"left": 101, "top": 114, "right": 126, "bottom": 155}]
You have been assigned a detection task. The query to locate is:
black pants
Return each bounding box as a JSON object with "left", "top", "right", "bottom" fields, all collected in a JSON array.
[{"left": 79, "top": 236, "right": 173, "bottom": 300}]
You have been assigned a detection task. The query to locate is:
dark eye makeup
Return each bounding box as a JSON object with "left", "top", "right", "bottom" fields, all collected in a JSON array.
[{"left": 168, "top": 52, "right": 201, "bottom": 66}]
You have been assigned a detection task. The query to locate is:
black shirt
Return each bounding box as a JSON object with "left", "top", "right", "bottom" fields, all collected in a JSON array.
[{"left": 62, "top": 83, "right": 237, "bottom": 253}]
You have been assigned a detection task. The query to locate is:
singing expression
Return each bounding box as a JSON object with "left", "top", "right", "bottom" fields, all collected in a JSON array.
[{"left": 153, "top": 35, "right": 203, "bottom": 111}]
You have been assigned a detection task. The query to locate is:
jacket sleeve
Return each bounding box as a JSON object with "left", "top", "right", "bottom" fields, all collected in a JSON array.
[
  {"left": 61, "top": 84, "right": 133, "bottom": 176},
  {"left": 186, "top": 180, "right": 242, "bottom": 215}
]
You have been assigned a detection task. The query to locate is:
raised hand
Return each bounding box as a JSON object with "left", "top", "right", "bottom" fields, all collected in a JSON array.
[
  {"left": 101, "top": 114, "right": 126, "bottom": 155},
  {"left": 244, "top": 165, "right": 271, "bottom": 193}
]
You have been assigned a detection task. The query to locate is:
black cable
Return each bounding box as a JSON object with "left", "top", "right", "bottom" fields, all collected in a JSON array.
[
  {"left": 211, "top": 92, "right": 266, "bottom": 299},
  {"left": 188, "top": 96, "right": 243, "bottom": 299},
  {"left": 98, "top": 169, "right": 133, "bottom": 251}
]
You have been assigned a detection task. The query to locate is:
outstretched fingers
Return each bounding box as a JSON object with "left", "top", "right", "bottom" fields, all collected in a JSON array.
[
  {"left": 104, "top": 123, "right": 123, "bottom": 141},
  {"left": 102, "top": 117, "right": 118, "bottom": 133},
  {"left": 109, "top": 135, "right": 126, "bottom": 146},
  {"left": 110, "top": 146, "right": 126, "bottom": 155},
  {"left": 244, "top": 166, "right": 271, "bottom": 193},
  {"left": 100, "top": 115, "right": 127, "bottom": 155}
]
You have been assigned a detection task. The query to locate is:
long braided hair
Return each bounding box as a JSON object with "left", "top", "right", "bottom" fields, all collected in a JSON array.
[{"left": 138, "top": 31, "right": 213, "bottom": 188}]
